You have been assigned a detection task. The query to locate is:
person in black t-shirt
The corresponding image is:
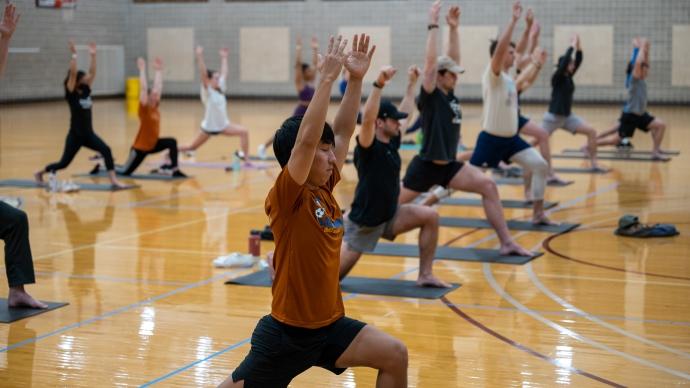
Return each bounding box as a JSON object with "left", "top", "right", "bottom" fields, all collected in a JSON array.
[
  {"left": 399, "top": 1, "right": 532, "bottom": 257},
  {"left": 34, "top": 40, "right": 125, "bottom": 188},
  {"left": 340, "top": 66, "right": 450, "bottom": 288}
]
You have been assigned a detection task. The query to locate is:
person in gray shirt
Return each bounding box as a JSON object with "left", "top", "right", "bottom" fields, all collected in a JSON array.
[{"left": 597, "top": 38, "right": 670, "bottom": 160}]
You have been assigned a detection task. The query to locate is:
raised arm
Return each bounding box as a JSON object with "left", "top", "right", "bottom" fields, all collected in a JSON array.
[
  {"left": 517, "top": 19, "right": 540, "bottom": 71},
  {"left": 152, "top": 57, "right": 163, "bottom": 96},
  {"left": 219, "top": 47, "right": 228, "bottom": 81},
  {"left": 573, "top": 34, "right": 583, "bottom": 74},
  {"left": 515, "top": 8, "right": 533, "bottom": 57},
  {"left": 65, "top": 40, "right": 78, "bottom": 92},
  {"left": 0, "top": 2, "right": 20, "bottom": 76},
  {"left": 625, "top": 38, "right": 640, "bottom": 88},
  {"left": 137, "top": 57, "right": 148, "bottom": 105},
  {"left": 310, "top": 35, "right": 319, "bottom": 69},
  {"left": 632, "top": 38, "right": 648, "bottom": 80},
  {"left": 516, "top": 47, "right": 546, "bottom": 92},
  {"left": 446, "top": 5, "right": 461, "bottom": 64},
  {"left": 359, "top": 66, "right": 396, "bottom": 149},
  {"left": 333, "top": 33, "right": 375, "bottom": 171},
  {"left": 422, "top": 0, "right": 442, "bottom": 93},
  {"left": 491, "top": 1, "right": 522, "bottom": 76},
  {"left": 555, "top": 35, "right": 576, "bottom": 76},
  {"left": 287, "top": 36, "right": 347, "bottom": 186},
  {"left": 195, "top": 45, "right": 209, "bottom": 88},
  {"left": 399, "top": 65, "right": 420, "bottom": 117},
  {"left": 294, "top": 36, "right": 305, "bottom": 92},
  {"left": 85, "top": 42, "right": 97, "bottom": 87}
]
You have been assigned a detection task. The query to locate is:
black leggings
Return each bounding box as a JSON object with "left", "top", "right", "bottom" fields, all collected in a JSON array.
[
  {"left": 0, "top": 202, "right": 36, "bottom": 287},
  {"left": 45, "top": 131, "right": 115, "bottom": 172},
  {"left": 116, "top": 138, "right": 178, "bottom": 175}
]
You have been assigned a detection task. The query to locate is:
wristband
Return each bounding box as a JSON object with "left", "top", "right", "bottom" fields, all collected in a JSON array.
[
  {"left": 372, "top": 81, "right": 384, "bottom": 89},
  {"left": 427, "top": 24, "right": 439, "bottom": 31}
]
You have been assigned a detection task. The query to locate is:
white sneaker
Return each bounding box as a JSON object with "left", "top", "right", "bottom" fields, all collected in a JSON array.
[
  {"left": 0, "top": 196, "right": 22, "bottom": 209},
  {"left": 213, "top": 252, "right": 255, "bottom": 268},
  {"left": 257, "top": 144, "right": 267, "bottom": 160},
  {"left": 60, "top": 181, "right": 81, "bottom": 193}
]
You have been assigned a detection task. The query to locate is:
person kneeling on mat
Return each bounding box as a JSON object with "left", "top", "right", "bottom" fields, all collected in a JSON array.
[
  {"left": 221, "top": 34, "right": 408, "bottom": 388},
  {"left": 340, "top": 65, "right": 450, "bottom": 288}
]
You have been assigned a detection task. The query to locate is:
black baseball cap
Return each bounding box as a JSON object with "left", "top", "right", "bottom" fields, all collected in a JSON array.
[{"left": 378, "top": 100, "right": 408, "bottom": 120}]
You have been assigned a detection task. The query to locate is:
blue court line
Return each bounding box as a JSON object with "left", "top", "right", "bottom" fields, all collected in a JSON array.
[{"left": 0, "top": 269, "right": 246, "bottom": 354}]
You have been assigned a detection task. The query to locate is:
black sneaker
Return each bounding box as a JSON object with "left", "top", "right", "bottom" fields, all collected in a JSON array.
[
  {"left": 89, "top": 164, "right": 101, "bottom": 175},
  {"left": 616, "top": 138, "right": 634, "bottom": 149},
  {"left": 172, "top": 170, "right": 187, "bottom": 178}
]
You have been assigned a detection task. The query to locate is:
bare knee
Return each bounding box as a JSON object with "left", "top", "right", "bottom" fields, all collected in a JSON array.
[
  {"left": 382, "top": 339, "right": 408, "bottom": 372},
  {"left": 422, "top": 208, "right": 439, "bottom": 227},
  {"left": 478, "top": 176, "right": 498, "bottom": 196}
]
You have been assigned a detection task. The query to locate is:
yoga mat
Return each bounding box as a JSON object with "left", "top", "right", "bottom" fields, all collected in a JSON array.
[
  {"left": 370, "top": 243, "right": 542, "bottom": 265},
  {"left": 0, "top": 180, "right": 138, "bottom": 192},
  {"left": 493, "top": 177, "right": 573, "bottom": 187},
  {"left": 0, "top": 299, "right": 69, "bottom": 323},
  {"left": 439, "top": 197, "right": 558, "bottom": 210},
  {"left": 562, "top": 148, "right": 679, "bottom": 156},
  {"left": 74, "top": 172, "right": 190, "bottom": 180},
  {"left": 439, "top": 217, "right": 579, "bottom": 234},
  {"left": 553, "top": 154, "right": 671, "bottom": 162},
  {"left": 495, "top": 167, "right": 610, "bottom": 176},
  {"left": 225, "top": 270, "right": 460, "bottom": 299}
]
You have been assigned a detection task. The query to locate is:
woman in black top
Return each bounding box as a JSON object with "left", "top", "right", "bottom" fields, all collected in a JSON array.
[{"left": 34, "top": 40, "right": 125, "bottom": 188}]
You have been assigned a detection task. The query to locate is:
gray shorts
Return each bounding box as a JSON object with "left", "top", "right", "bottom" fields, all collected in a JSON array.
[
  {"left": 343, "top": 212, "right": 398, "bottom": 253},
  {"left": 542, "top": 112, "right": 584, "bottom": 134}
]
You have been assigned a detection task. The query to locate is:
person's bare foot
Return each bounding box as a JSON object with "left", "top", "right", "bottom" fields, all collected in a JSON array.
[
  {"left": 110, "top": 179, "right": 127, "bottom": 189},
  {"left": 590, "top": 162, "right": 609, "bottom": 172},
  {"left": 417, "top": 273, "right": 452, "bottom": 288},
  {"left": 651, "top": 152, "right": 670, "bottom": 161},
  {"left": 8, "top": 287, "right": 48, "bottom": 309},
  {"left": 533, "top": 214, "right": 558, "bottom": 226},
  {"left": 579, "top": 144, "right": 591, "bottom": 157},
  {"left": 500, "top": 240, "right": 533, "bottom": 257},
  {"left": 34, "top": 170, "right": 44, "bottom": 184},
  {"left": 547, "top": 174, "right": 570, "bottom": 185},
  {"left": 266, "top": 251, "right": 275, "bottom": 282}
]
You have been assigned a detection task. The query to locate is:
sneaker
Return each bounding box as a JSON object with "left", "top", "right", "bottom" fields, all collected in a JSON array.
[
  {"left": 184, "top": 150, "right": 196, "bottom": 158},
  {"left": 257, "top": 144, "right": 267, "bottom": 160},
  {"left": 172, "top": 170, "right": 188, "bottom": 178},
  {"left": 212, "top": 252, "right": 255, "bottom": 268},
  {"left": 234, "top": 150, "right": 246, "bottom": 160},
  {"left": 0, "top": 196, "right": 22, "bottom": 209},
  {"left": 616, "top": 138, "right": 634, "bottom": 150},
  {"left": 60, "top": 181, "right": 81, "bottom": 193},
  {"left": 89, "top": 164, "right": 101, "bottom": 175}
]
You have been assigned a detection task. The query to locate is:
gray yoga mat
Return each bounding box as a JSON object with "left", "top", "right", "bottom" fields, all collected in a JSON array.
[
  {"left": 439, "top": 197, "right": 558, "bottom": 210},
  {"left": 74, "top": 172, "right": 190, "bottom": 180},
  {"left": 495, "top": 166, "right": 610, "bottom": 176},
  {"left": 0, "top": 299, "right": 69, "bottom": 323},
  {"left": 439, "top": 217, "right": 579, "bottom": 234},
  {"left": 0, "top": 179, "right": 138, "bottom": 191},
  {"left": 493, "top": 177, "right": 574, "bottom": 187},
  {"left": 226, "top": 270, "right": 460, "bottom": 299},
  {"left": 562, "top": 148, "right": 679, "bottom": 156},
  {"left": 553, "top": 154, "right": 671, "bottom": 162},
  {"left": 370, "top": 243, "right": 542, "bottom": 265}
]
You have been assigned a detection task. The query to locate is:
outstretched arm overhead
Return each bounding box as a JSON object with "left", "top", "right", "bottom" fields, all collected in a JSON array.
[
  {"left": 294, "top": 36, "right": 305, "bottom": 92},
  {"left": 555, "top": 34, "right": 576, "bottom": 77},
  {"left": 491, "top": 1, "right": 522, "bottom": 76},
  {"left": 219, "top": 47, "right": 229, "bottom": 81},
  {"left": 516, "top": 46, "right": 546, "bottom": 92},
  {"left": 310, "top": 35, "right": 319, "bottom": 69},
  {"left": 515, "top": 8, "right": 533, "bottom": 65},
  {"left": 85, "top": 42, "right": 97, "bottom": 87},
  {"left": 573, "top": 34, "right": 583, "bottom": 75},
  {"left": 65, "top": 40, "right": 78, "bottom": 92},
  {"left": 625, "top": 37, "right": 640, "bottom": 88},
  {"left": 632, "top": 37, "right": 649, "bottom": 80},
  {"left": 333, "top": 33, "right": 375, "bottom": 171},
  {"left": 287, "top": 36, "right": 348, "bottom": 186},
  {"left": 359, "top": 66, "right": 396, "bottom": 149},
  {"left": 138, "top": 57, "right": 148, "bottom": 105},
  {"left": 399, "top": 65, "right": 420, "bottom": 117},
  {"left": 0, "top": 2, "right": 20, "bottom": 76},
  {"left": 446, "top": 5, "right": 461, "bottom": 64},
  {"left": 152, "top": 57, "right": 164, "bottom": 96},
  {"left": 422, "top": 0, "right": 442, "bottom": 94},
  {"left": 195, "top": 45, "right": 209, "bottom": 88}
]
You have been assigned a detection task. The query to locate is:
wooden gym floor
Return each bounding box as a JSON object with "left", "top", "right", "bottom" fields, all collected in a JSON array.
[{"left": 0, "top": 99, "right": 688, "bottom": 387}]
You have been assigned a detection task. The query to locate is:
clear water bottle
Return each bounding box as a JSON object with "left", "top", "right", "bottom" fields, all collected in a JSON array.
[
  {"left": 48, "top": 172, "right": 58, "bottom": 192},
  {"left": 231, "top": 154, "right": 241, "bottom": 172}
]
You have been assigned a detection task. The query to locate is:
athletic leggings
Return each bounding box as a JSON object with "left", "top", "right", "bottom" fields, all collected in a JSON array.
[
  {"left": 45, "top": 131, "right": 115, "bottom": 172},
  {"left": 0, "top": 202, "right": 36, "bottom": 287},
  {"left": 116, "top": 138, "right": 179, "bottom": 175},
  {"left": 510, "top": 148, "right": 548, "bottom": 201}
]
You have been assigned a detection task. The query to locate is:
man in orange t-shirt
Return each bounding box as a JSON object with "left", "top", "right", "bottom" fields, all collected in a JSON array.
[
  {"left": 221, "top": 35, "right": 408, "bottom": 388},
  {"left": 91, "top": 58, "right": 186, "bottom": 177}
]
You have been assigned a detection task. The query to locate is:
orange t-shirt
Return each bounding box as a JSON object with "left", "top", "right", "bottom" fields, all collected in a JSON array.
[
  {"left": 133, "top": 102, "right": 160, "bottom": 151},
  {"left": 266, "top": 166, "right": 345, "bottom": 329}
]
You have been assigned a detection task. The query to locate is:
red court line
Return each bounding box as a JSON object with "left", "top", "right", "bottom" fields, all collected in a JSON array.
[
  {"left": 543, "top": 233, "right": 690, "bottom": 281},
  {"left": 440, "top": 296, "right": 626, "bottom": 388}
]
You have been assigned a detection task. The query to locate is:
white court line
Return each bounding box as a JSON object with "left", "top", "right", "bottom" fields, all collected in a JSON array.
[
  {"left": 99, "top": 245, "right": 226, "bottom": 257},
  {"left": 526, "top": 263, "right": 690, "bottom": 359}
]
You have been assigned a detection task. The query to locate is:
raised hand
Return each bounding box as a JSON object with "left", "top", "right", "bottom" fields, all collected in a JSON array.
[
  {"left": 318, "top": 35, "right": 348, "bottom": 83},
  {"left": 296, "top": 35, "right": 303, "bottom": 51},
  {"left": 343, "top": 33, "right": 375, "bottom": 81},
  {"left": 310, "top": 35, "right": 318, "bottom": 50},
  {"left": 195, "top": 45, "right": 203, "bottom": 56},
  {"left": 137, "top": 57, "right": 146, "bottom": 71},
  {"left": 68, "top": 39, "right": 77, "bottom": 54},
  {"left": 533, "top": 47, "right": 547, "bottom": 65},
  {"left": 407, "top": 65, "right": 420, "bottom": 84},
  {"left": 377, "top": 65, "right": 397, "bottom": 85},
  {"left": 0, "top": 3, "right": 19, "bottom": 38},
  {"left": 512, "top": 1, "right": 523, "bottom": 22},
  {"left": 529, "top": 20, "right": 540, "bottom": 38},
  {"left": 429, "top": 0, "right": 442, "bottom": 25},
  {"left": 632, "top": 36, "right": 640, "bottom": 48},
  {"left": 153, "top": 57, "right": 163, "bottom": 70},
  {"left": 525, "top": 8, "right": 534, "bottom": 27},
  {"left": 446, "top": 5, "right": 461, "bottom": 28},
  {"left": 219, "top": 47, "right": 229, "bottom": 59},
  {"left": 88, "top": 42, "right": 97, "bottom": 56}
]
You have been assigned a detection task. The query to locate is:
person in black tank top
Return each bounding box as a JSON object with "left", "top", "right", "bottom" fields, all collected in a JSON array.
[
  {"left": 34, "top": 40, "right": 125, "bottom": 188},
  {"left": 398, "top": 2, "right": 532, "bottom": 257},
  {"left": 339, "top": 66, "right": 450, "bottom": 288}
]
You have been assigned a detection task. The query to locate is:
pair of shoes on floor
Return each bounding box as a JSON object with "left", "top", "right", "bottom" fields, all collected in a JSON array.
[
  {"left": 614, "top": 214, "right": 679, "bottom": 238},
  {"left": 213, "top": 252, "right": 255, "bottom": 268}
]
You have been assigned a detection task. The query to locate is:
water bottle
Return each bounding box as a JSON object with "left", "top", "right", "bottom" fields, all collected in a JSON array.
[
  {"left": 232, "top": 154, "right": 241, "bottom": 172},
  {"left": 48, "top": 172, "right": 58, "bottom": 192},
  {"left": 248, "top": 231, "right": 261, "bottom": 257}
]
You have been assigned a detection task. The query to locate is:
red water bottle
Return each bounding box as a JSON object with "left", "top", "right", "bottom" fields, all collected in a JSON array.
[{"left": 248, "top": 232, "right": 261, "bottom": 257}]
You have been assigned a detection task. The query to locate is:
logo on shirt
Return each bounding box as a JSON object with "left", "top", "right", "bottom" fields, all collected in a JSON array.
[
  {"left": 449, "top": 100, "right": 462, "bottom": 125},
  {"left": 80, "top": 97, "right": 93, "bottom": 110},
  {"left": 313, "top": 197, "right": 343, "bottom": 234}
]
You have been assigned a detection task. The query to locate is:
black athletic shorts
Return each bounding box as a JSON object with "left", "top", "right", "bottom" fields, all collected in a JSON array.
[
  {"left": 518, "top": 114, "right": 530, "bottom": 132},
  {"left": 231, "top": 314, "right": 366, "bottom": 387},
  {"left": 618, "top": 112, "right": 655, "bottom": 138},
  {"left": 402, "top": 155, "right": 464, "bottom": 193}
]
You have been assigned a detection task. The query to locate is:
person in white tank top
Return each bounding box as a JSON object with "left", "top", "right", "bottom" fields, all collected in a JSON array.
[{"left": 179, "top": 46, "right": 250, "bottom": 162}]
